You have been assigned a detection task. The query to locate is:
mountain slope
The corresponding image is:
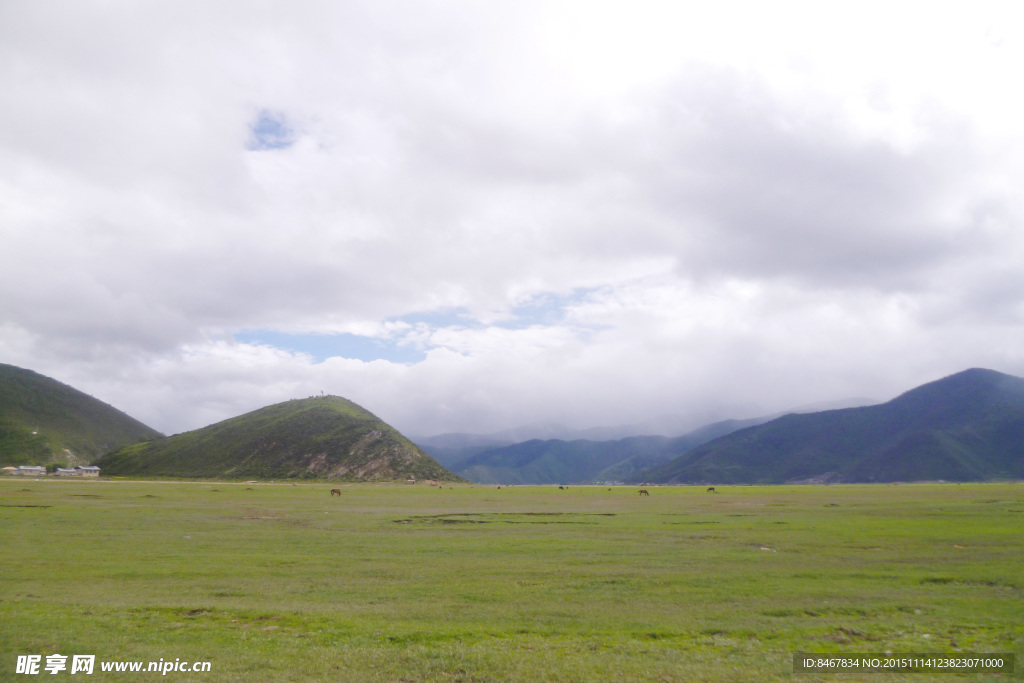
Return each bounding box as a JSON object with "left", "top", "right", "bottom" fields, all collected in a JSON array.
[
  {"left": 633, "top": 368, "right": 1024, "bottom": 484},
  {"left": 95, "top": 395, "right": 461, "bottom": 481},
  {"left": 0, "top": 363, "right": 162, "bottom": 466},
  {"left": 413, "top": 433, "right": 516, "bottom": 469},
  {"left": 587, "top": 417, "right": 773, "bottom": 483}
]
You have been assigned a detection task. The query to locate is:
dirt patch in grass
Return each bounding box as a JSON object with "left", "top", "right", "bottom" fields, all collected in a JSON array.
[
  {"left": 920, "top": 577, "right": 1017, "bottom": 589},
  {"left": 394, "top": 512, "right": 616, "bottom": 525}
]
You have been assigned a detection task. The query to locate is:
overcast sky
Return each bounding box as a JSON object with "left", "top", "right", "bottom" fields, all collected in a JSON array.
[{"left": 2, "top": 1, "right": 1023, "bottom": 438}]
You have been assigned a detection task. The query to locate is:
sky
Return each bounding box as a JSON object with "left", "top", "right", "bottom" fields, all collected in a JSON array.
[{"left": 2, "top": 1, "right": 1024, "bottom": 439}]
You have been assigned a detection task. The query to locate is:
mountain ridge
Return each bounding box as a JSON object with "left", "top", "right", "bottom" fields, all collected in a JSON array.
[
  {"left": 449, "top": 416, "right": 773, "bottom": 484},
  {"left": 631, "top": 368, "right": 1024, "bottom": 484}
]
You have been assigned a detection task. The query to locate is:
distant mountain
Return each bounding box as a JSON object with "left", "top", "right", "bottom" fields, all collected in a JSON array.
[
  {"left": 96, "top": 396, "right": 461, "bottom": 481},
  {"left": 632, "top": 368, "right": 1024, "bottom": 484},
  {"left": 0, "top": 363, "right": 162, "bottom": 467},
  {"left": 415, "top": 412, "right": 755, "bottom": 448},
  {"left": 455, "top": 436, "right": 673, "bottom": 485},
  {"left": 412, "top": 433, "right": 516, "bottom": 469},
  {"left": 414, "top": 399, "right": 880, "bottom": 470},
  {"left": 452, "top": 416, "right": 772, "bottom": 484}
]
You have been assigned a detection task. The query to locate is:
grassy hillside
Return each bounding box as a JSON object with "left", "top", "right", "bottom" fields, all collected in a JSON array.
[
  {"left": 0, "top": 363, "right": 162, "bottom": 467},
  {"left": 635, "top": 368, "right": 1024, "bottom": 484},
  {"left": 96, "top": 395, "right": 461, "bottom": 482}
]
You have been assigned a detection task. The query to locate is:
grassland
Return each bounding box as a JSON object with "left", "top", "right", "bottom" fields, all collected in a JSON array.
[{"left": 1, "top": 479, "right": 1021, "bottom": 681}]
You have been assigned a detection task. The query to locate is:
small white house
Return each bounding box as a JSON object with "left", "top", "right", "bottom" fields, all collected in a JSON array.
[
  {"left": 75, "top": 466, "right": 101, "bottom": 477},
  {"left": 16, "top": 466, "right": 46, "bottom": 476},
  {"left": 54, "top": 468, "right": 78, "bottom": 477}
]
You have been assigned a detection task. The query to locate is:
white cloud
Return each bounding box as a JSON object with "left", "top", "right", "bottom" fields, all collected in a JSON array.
[{"left": 2, "top": 1, "right": 1024, "bottom": 439}]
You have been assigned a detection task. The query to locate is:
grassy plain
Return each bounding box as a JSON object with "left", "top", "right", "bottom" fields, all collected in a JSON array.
[{"left": 1, "top": 479, "right": 1021, "bottom": 681}]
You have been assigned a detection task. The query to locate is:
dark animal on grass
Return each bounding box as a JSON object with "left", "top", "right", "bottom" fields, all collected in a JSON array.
[
  {"left": 707, "top": 487, "right": 715, "bottom": 493},
  {"left": 330, "top": 489, "right": 341, "bottom": 496},
  {"left": 559, "top": 486, "right": 564, "bottom": 490},
  {"left": 638, "top": 489, "right": 649, "bottom": 496}
]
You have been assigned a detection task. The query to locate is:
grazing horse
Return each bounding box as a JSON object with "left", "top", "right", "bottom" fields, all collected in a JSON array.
[
  {"left": 706, "top": 486, "right": 715, "bottom": 493},
  {"left": 330, "top": 489, "right": 341, "bottom": 496},
  {"left": 638, "top": 489, "right": 649, "bottom": 496}
]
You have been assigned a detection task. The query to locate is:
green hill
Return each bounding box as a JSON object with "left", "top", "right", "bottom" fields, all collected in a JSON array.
[
  {"left": 0, "top": 363, "right": 162, "bottom": 467},
  {"left": 633, "top": 368, "right": 1024, "bottom": 484},
  {"left": 96, "top": 395, "right": 462, "bottom": 482}
]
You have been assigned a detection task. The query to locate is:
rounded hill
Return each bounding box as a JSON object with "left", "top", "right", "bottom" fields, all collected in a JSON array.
[{"left": 95, "top": 395, "right": 461, "bottom": 482}]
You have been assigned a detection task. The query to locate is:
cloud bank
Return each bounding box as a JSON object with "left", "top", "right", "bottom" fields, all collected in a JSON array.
[{"left": 2, "top": 1, "right": 1023, "bottom": 437}]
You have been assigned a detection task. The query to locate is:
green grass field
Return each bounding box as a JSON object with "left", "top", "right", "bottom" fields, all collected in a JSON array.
[{"left": 1, "top": 479, "right": 1021, "bottom": 681}]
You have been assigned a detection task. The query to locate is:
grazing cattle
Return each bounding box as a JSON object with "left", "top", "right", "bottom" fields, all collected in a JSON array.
[
  {"left": 559, "top": 486, "right": 565, "bottom": 490},
  {"left": 706, "top": 486, "right": 715, "bottom": 493},
  {"left": 638, "top": 489, "right": 649, "bottom": 496},
  {"left": 330, "top": 489, "right": 341, "bottom": 496}
]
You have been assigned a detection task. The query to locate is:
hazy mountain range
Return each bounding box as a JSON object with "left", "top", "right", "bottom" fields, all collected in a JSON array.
[
  {"left": 413, "top": 395, "right": 877, "bottom": 459},
  {"left": 417, "top": 369, "right": 1024, "bottom": 485},
  {"left": 415, "top": 400, "right": 878, "bottom": 484},
  {"left": 419, "top": 417, "right": 771, "bottom": 485}
]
